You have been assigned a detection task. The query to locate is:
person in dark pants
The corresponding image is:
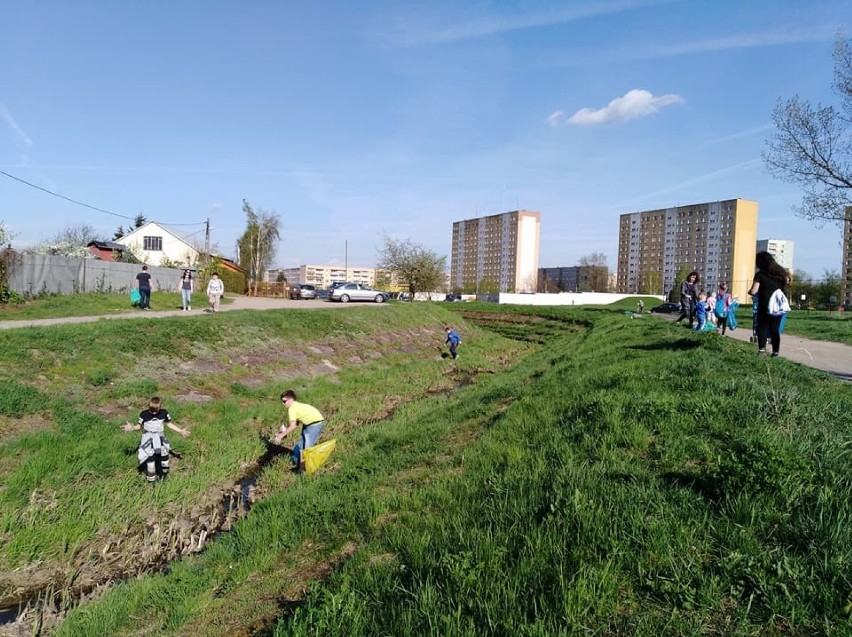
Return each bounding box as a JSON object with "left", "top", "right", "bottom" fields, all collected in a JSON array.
[
  {"left": 445, "top": 326, "right": 461, "bottom": 360},
  {"left": 136, "top": 265, "right": 153, "bottom": 310},
  {"left": 748, "top": 251, "right": 790, "bottom": 357},
  {"left": 675, "top": 271, "right": 699, "bottom": 327}
]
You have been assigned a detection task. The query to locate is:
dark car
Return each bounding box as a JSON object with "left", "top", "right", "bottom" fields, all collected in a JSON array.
[
  {"left": 444, "top": 294, "right": 462, "bottom": 302},
  {"left": 650, "top": 302, "right": 681, "bottom": 314},
  {"left": 289, "top": 284, "right": 317, "bottom": 300}
]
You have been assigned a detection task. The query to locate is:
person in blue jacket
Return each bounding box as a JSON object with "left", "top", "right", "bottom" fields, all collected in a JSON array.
[{"left": 444, "top": 326, "right": 461, "bottom": 360}]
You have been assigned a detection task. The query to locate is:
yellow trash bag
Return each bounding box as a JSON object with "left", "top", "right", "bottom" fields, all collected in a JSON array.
[{"left": 303, "top": 439, "right": 336, "bottom": 475}]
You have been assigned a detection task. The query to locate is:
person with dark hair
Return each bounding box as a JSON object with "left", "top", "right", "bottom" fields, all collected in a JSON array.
[
  {"left": 715, "top": 283, "right": 732, "bottom": 335},
  {"left": 180, "top": 269, "right": 194, "bottom": 311},
  {"left": 748, "top": 251, "right": 791, "bottom": 357},
  {"left": 273, "top": 390, "right": 325, "bottom": 472},
  {"left": 675, "top": 271, "right": 700, "bottom": 327},
  {"left": 444, "top": 326, "right": 461, "bottom": 360},
  {"left": 135, "top": 264, "right": 153, "bottom": 310},
  {"left": 123, "top": 396, "right": 190, "bottom": 483},
  {"left": 206, "top": 272, "right": 224, "bottom": 312}
]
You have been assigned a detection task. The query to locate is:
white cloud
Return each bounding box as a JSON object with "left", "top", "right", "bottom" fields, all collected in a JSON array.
[
  {"left": 546, "top": 110, "right": 565, "bottom": 127},
  {"left": 557, "top": 89, "right": 684, "bottom": 126},
  {"left": 0, "top": 104, "right": 34, "bottom": 147}
]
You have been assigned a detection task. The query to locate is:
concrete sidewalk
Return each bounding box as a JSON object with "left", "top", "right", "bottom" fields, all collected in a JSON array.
[{"left": 652, "top": 313, "right": 852, "bottom": 382}]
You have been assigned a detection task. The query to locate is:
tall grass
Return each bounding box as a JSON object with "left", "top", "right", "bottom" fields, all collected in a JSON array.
[{"left": 42, "top": 307, "right": 852, "bottom": 636}]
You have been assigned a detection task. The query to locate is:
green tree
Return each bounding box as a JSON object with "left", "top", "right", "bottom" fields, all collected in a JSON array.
[
  {"left": 376, "top": 237, "right": 446, "bottom": 297},
  {"left": 112, "top": 214, "right": 147, "bottom": 240},
  {"left": 640, "top": 270, "right": 663, "bottom": 295},
  {"left": 788, "top": 269, "right": 814, "bottom": 308},
  {"left": 764, "top": 32, "right": 852, "bottom": 226},
  {"left": 238, "top": 200, "right": 281, "bottom": 296},
  {"left": 815, "top": 269, "right": 841, "bottom": 305}
]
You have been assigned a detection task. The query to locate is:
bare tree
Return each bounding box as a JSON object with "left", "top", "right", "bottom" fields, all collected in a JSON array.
[
  {"left": 763, "top": 31, "right": 852, "bottom": 226},
  {"left": 577, "top": 252, "right": 609, "bottom": 292},
  {"left": 377, "top": 236, "right": 446, "bottom": 297},
  {"left": 238, "top": 200, "right": 280, "bottom": 295}
]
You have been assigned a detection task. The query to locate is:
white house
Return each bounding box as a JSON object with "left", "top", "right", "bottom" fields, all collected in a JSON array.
[{"left": 116, "top": 221, "right": 201, "bottom": 267}]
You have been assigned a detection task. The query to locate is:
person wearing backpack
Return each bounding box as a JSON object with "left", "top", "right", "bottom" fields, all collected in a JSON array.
[
  {"left": 714, "top": 283, "right": 732, "bottom": 335},
  {"left": 748, "top": 251, "right": 791, "bottom": 357}
]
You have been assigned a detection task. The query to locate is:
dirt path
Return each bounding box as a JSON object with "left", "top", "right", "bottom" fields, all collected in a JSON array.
[
  {"left": 0, "top": 295, "right": 383, "bottom": 330},
  {"left": 650, "top": 313, "right": 852, "bottom": 381}
]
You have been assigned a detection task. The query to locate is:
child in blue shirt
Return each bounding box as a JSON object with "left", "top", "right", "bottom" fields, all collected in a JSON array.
[
  {"left": 444, "top": 327, "right": 461, "bottom": 360},
  {"left": 694, "top": 293, "right": 708, "bottom": 331}
]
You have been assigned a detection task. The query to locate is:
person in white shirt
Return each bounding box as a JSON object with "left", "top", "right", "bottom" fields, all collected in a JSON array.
[{"left": 206, "top": 272, "right": 225, "bottom": 312}]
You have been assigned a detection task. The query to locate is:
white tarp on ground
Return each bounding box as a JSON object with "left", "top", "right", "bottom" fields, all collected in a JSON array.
[{"left": 8, "top": 254, "right": 186, "bottom": 296}]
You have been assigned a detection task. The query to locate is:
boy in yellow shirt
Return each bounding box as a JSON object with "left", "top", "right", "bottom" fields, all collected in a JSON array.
[{"left": 273, "top": 390, "right": 325, "bottom": 472}]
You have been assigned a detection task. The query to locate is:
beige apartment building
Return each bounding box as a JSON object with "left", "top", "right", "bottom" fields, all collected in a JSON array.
[
  {"left": 451, "top": 210, "right": 541, "bottom": 293},
  {"left": 616, "top": 199, "right": 758, "bottom": 300}
]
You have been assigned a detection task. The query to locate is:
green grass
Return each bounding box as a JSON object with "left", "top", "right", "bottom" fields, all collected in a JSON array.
[
  {"left": 1, "top": 301, "right": 850, "bottom": 636},
  {"left": 0, "top": 291, "right": 224, "bottom": 320}
]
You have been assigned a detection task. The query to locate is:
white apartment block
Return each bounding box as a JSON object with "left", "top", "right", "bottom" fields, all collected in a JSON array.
[
  {"left": 756, "top": 239, "right": 794, "bottom": 273},
  {"left": 275, "top": 265, "right": 376, "bottom": 288}
]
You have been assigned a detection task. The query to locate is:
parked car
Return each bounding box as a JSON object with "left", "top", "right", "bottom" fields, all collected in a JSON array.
[
  {"left": 444, "top": 294, "right": 462, "bottom": 302},
  {"left": 328, "top": 283, "right": 388, "bottom": 303},
  {"left": 289, "top": 284, "right": 317, "bottom": 300},
  {"left": 650, "top": 302, "right": 681, "bottom": 314}
]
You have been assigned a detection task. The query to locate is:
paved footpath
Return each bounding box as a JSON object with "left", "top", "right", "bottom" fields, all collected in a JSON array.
[
  {"left": 650, "top": 313, "right": 852, "bottom": 382},
  {"left": 0, "top": 295, "right": 382, "bottom": 331},
  {"left": 2, "top": 300, "right": 850, "bottom": 382}
]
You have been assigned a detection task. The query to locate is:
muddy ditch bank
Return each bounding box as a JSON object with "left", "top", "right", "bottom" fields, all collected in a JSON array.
[{"left": 0, "top": 363, "right": 498, "bottom": 634}]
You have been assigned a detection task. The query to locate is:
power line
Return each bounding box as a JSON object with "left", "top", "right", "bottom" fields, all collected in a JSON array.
[{"left": 0, "top": 169, "right": 205, "bottom": 227}]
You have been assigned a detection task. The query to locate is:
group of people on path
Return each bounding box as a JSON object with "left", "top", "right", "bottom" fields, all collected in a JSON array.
[
  {"left": 674, "top": 251, "right": 791, "bottom": 356},
  {"left": 122, "top": 322, "right": 463, "bottom": 482},
  {"left": 134, "top": 266, "right": 224, "bottom": 313}
]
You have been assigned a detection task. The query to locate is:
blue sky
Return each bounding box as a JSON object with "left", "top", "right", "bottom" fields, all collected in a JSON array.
[{"left": 2, "top": 0, "right": 850, "bottom": 278}]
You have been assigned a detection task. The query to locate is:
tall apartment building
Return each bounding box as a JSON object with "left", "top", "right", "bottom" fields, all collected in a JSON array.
[
  {"left": 842, "top": 207, "right": 852, "bottom": 307},
  {"left": 756, "top": 239, "right": 794, "bottom": 273},
  {"left": 451, "top": 210, "right": 541, "bottom": 293},
  {"left": 616, "top": 198, "right": 758, "bottom": 300}
]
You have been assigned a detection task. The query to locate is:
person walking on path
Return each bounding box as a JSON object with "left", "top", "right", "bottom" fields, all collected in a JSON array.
[
  {"left": 715, "top": 283, "right": 732, "bottom": 335},
  {"left": 135, "top": 265, "right": 153, "bottom": 310},
  {"left": 445, "top": 326, "right": 461, "bottom": 360},
  {"left": 272, "top": 390, "right": 325, "bottom": 473},
  {"left": 748, "top": 251, "right": 791, "bottom": 357},
  {"left": 675, "top": 271, "right": 699, "bottom": 327},
  {"left": 122, "top": 396, "right": 190, "bottom": 483},
  {"left": 206, "top": 272, "right": 224, "bottom": 313},
  {"left": 180, "top": 269, "right": 194, "bottom": 311}
]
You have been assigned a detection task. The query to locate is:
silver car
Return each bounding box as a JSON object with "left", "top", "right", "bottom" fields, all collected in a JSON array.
[
  {"left": 290, "top": 284, "right": 318, "bottom": 300},
  {"left": 328, "top": 283, "right": 387, "bottom": 303}
]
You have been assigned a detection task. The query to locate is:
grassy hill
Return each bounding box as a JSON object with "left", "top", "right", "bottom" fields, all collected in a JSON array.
[{"left": 0, "top": 302, "right": 849, "bottom": 636}]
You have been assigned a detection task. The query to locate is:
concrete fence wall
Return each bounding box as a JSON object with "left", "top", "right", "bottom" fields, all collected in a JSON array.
[{"left": 8, "top": 254, "right": 187, "bottom": 296}]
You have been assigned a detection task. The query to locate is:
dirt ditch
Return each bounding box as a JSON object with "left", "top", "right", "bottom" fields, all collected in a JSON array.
[{"left": 0, "top": 326, "right": 502, "bottom": 635}]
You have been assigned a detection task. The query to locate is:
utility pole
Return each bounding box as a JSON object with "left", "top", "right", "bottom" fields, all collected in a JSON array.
[{"left": 204, "top": 218, "right": 211, "bottom": 267}]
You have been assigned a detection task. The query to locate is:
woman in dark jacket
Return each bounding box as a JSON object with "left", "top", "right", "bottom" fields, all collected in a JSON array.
[
  {"left": 748, "top": 251, "right": 790, "bottom": 356},
  {"left": 675, "top": 271, "right": 699, "bottom": 327}
]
